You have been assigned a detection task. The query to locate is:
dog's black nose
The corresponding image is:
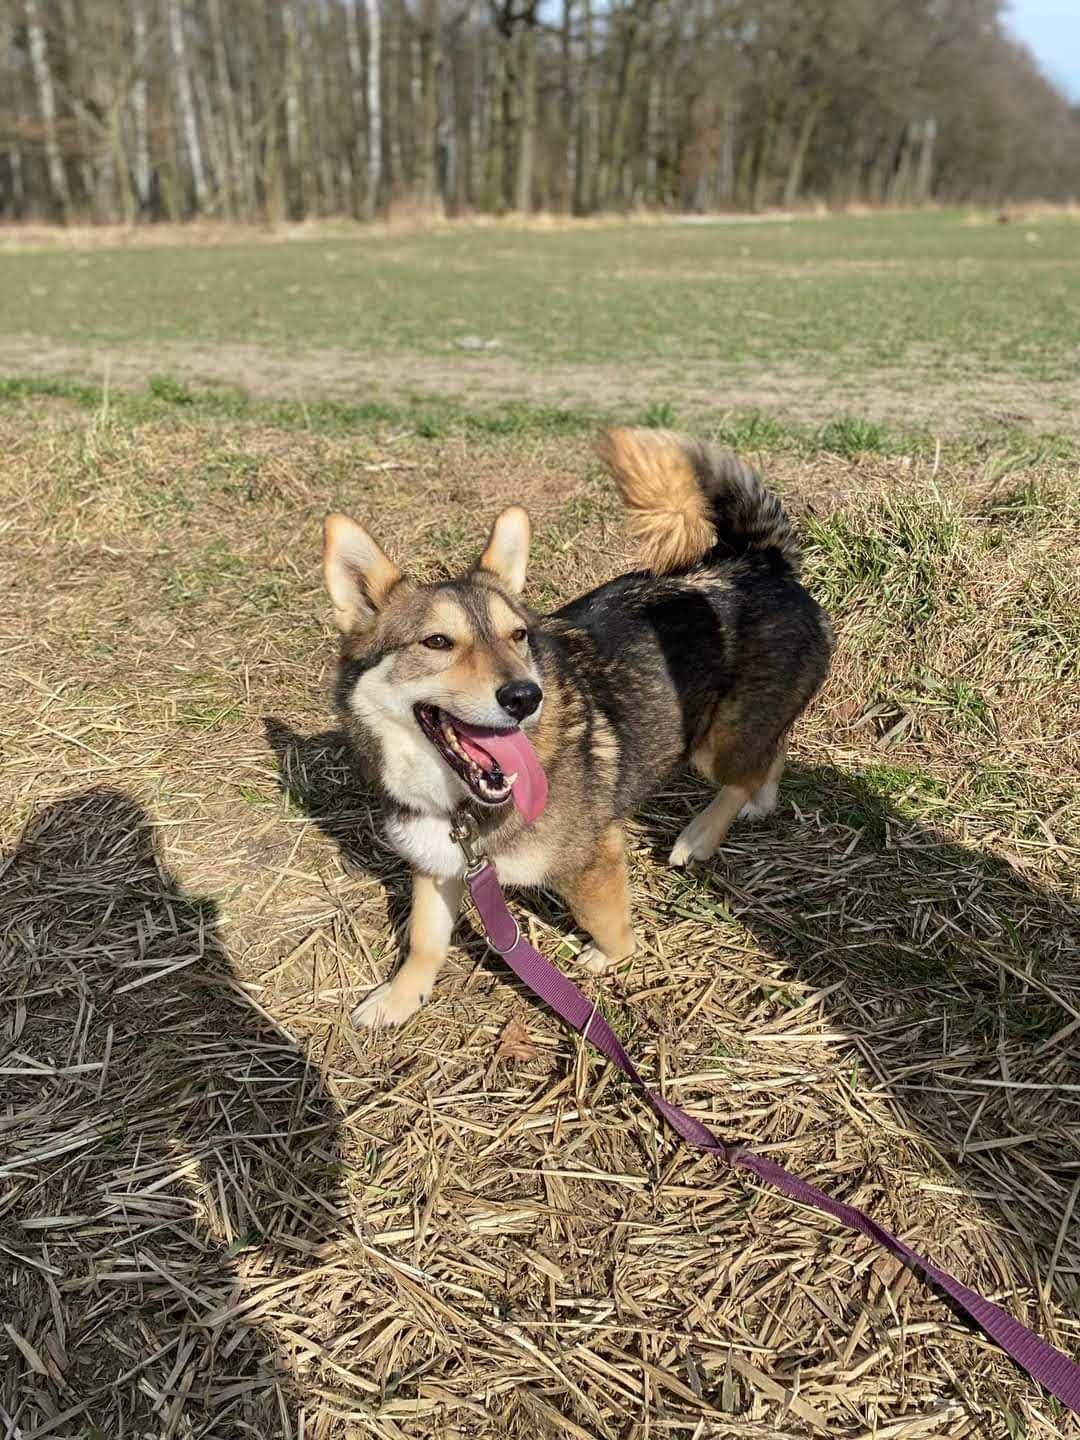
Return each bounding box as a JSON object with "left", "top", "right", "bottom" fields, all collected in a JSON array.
[{"left": 496, "top": 680, "right": 542, "bottom": 722}]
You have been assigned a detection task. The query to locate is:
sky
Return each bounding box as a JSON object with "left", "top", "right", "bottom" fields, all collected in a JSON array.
[{"left": 1003, "top": 0, "right": 1080, "bottom": 101}]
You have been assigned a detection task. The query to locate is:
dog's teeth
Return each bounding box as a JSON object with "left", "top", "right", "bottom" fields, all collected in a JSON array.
[{"left": 504, "top": 772, "right": 518, "bottom": 785}]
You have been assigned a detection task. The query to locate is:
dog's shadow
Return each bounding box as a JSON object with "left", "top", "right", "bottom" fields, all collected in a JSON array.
[{"left": 263, "top": 717, "right": 1079, "bottom": 1293}]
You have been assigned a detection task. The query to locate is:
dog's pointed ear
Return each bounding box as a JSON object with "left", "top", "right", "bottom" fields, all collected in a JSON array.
[
  {"left": 476, "top": 506, "right": 531, "bottom": 594},
  {"left": 323, "top": 513, "right": 402, "bottom": 634}
]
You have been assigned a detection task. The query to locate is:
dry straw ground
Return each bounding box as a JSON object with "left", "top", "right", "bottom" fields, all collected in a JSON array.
[{"left": 1, "top": 397, "right": 1078, "bottom": 1439}]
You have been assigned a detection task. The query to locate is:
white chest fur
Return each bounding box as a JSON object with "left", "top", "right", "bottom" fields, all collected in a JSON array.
[
  {"left": 384, "top": 810, "right": 465, "bottom": 878},
  {"left": 384, "top": 808, "right": 549, "bottom": 888}
]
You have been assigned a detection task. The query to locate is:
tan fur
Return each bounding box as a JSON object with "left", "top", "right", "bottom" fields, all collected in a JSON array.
[
  {"left": 479, "top": 506, "right": 531, "bottom": 593},
  {"left": 558, "top": 823, "right": 636, "bottom": 973},
  {"left": 323, "top": 513, "right": 403, "bottom": 634},
  {"left": 669, "top": 784, "right": 752, "bottom": 868},
  {"left": 597, "top": 427, "right": 716, "bottom": 574},
  {"left": 690, "top": 704, "right": 786, "bottom": 791},
  {"left": 352, "top": 872, "right": 463, "bottom": 1028},
  {"left": 673, "top": 734, "right": 789, "bottom": 867}
]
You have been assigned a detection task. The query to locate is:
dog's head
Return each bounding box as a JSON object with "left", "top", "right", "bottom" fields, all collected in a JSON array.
[{"left": 323, "top": 506, "right": 544, "bottom": 815}]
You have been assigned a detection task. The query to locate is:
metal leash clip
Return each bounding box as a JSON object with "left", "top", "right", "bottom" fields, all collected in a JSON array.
[{"left": 449, "top": 811, "right": 486, "bottom": 876}]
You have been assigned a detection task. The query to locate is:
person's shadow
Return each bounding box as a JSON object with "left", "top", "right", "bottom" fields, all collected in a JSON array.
[
  {"left": 1, "top": 787, "right": 347, "bottom": 1436},
  {"left": 263, "top": 717, "right": 1079, "bottom": 1316}
]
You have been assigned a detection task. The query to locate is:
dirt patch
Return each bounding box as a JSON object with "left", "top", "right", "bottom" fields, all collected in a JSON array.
[{"left": 5, "top": 334, "right": 1079, "bottom": 435}]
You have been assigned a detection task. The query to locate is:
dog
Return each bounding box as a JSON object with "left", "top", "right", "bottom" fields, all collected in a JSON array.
[{"left": 322, "top": 428, "right": 833, "bottom": 1028}]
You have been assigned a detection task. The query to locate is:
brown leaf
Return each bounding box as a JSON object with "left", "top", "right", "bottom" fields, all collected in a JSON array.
[{"left": 496, "top": 1019, "right": 538, "bottom": 1063}]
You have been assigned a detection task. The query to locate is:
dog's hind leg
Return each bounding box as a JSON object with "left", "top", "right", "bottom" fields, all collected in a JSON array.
[
  {"left": 558, "top": 824, "right": 636, "bottom": 975},
  {"left": 671, "top": 727, "right": 785, "bottom": 866},
  {"left": 738, "top": 738, "right": 788, "bottom": 821},
  {"left": 352, "top": 872, "right": 463, "bottom": 1029},
  {"left": 669, "top": 783, "right": 752, "bottom": 867}
]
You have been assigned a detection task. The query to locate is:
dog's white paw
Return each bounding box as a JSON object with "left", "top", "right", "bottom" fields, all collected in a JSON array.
[
  {"left": 669, "top": 815, "right": 719, "bottom": 867},
  {"left": 352, "top": 981, "right": 426, "bottom": 1030},
  {"left": 738, "top": 784, "right": 778, "bottom": 822},
  {"left": 578, "top": 944, "right": 612, "bottom": 975}
]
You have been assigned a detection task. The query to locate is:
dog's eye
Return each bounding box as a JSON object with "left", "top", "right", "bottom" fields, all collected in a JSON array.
[
  {"left": 421, "top": 634, "right": 453, "bottom": 651},
  {"left": 510, "top": 628, "right": 528, "bottom": 644}
]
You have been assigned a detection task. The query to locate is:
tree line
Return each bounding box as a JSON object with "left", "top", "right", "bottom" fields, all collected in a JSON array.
[{"left": 1, "top": 0, "right": 1077, "bottom": 225}]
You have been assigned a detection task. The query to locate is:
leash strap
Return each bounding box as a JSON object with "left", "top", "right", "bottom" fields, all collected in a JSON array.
[{"left": 467, "top": 861, "right": 1080, "bottom": 1413}]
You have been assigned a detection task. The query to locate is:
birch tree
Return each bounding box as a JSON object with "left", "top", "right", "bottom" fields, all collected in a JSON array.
[
  {"left": 131, "top": 0, "right": 152, "bottom": 211},
  {"left": 25, "top": 0, "right": 69, "bottom": 219},
  {"left": 167, "top": 0, "right": 209, "bottom": 211}
]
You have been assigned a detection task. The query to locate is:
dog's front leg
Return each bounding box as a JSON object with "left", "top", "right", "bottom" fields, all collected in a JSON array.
[
  {"left": 558, "top": 824, "right": 636, "bottom": 975},
  {"left": 352, "top": 872, "right": 464, "bottom": 1029}
]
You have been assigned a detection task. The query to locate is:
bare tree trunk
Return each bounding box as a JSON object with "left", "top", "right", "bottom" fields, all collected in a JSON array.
[
  {"left": 109, "top": 95, "right": 136, "bottom": 225},
  {"left": 208, "top": 0, "right": 243, "bottom": 218},
  {"left": 603, "top": 0, "right": 651, "bottom": 210},
  {"left": 59, "top": 0, "right": 95, "bottom": 212},
  {"left": 235, "top": 31, "right": 258, "bottom": 218},
  {"left": 195, "top": 68, "right": 227, "bottom": 214},
  {"left": 168, "top": 0, "right": 209, "bottom": 212},
  {"left": 644, "top": 71, "right": 661, "bottom": 205},
  {"left": 416, "top": 0, "right": 440, "bottom": 210},
  {"left": 256, "top": 3, "right": 286, "bottom": 222},
  {"left": 573, "top": 0, "right": 593, "bottom": 214},
  {"left": 844, "top": 129, "right": 866, "bottom": 206},
  {"left": 344, "top": 0, "right": 365, "bottom": 211},
  {"left": 751, "top": 106, "right": 779, "bottom": 212},
  {"left": 449, "top": 12, "right": 473, "bottom": 214},
  {"left": 471, "top": 6, "right": 486, "bottom": 206},
  {"left": 10, "top": 145, "right": 25, "bottom": 216},
  {"left": 783, "top": 95, "right": 822, "bottom": 208},
  {"left": 717, "top": 94, "right": 735, "bottom": 207},
  {"left": 914, "top": 114, "right": 936, "bottom": 203},
  {"left": 482, "top": 21, "right": 504, "bottom": 209},
  {"left": 308, "top": 0, "right": 339, "bottom": 214},
  {"left": 25, "top": 0, "right": 69, "bottom": 220},
  {"left": 131, "top": 0, "right": 152, "bottom": 212},
  {"left": 385, "top": 0, "right": 403, "bottom": 199},
  {"left": 887, "top": 122, "right": 915, "bottom": 206},
  {"left": 410, "top": 26, "right": 422, "bottom": 186},
  {"left": 559, "top": 0, "right": 575, "bottom": 212},
  {"left": 365, "top": 0, "right": 383, "bottom": 216},
  {"left": 514, "top": 10, "right": 536, "bottom": 212},
  {"left": 282, "top": 1, "right": 304, "bottom": 216}
]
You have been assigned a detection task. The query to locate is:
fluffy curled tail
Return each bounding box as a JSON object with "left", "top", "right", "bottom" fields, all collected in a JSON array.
[{"left": 597, "top": 426, "right": 799, "bottom": 576}]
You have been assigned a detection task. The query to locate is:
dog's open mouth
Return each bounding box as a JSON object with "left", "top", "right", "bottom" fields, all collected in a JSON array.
[
  {"left": 415, "top": 704, "right": 514, "bottom": 805},
  {"left": 414, "top": 704, "right": 548, "bottom": 823}
]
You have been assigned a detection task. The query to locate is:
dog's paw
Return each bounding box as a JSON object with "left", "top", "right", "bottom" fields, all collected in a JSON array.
[
  {"left": 669, "top": 816, "right": 718, "bottom": 867},
  {"left": 578, "top": 944, "right": 612, "bottom": 975},
  {"left": 738, "top": 785, "right": 778, "bottom": 822},
  {"left": 351, "top": 981, "right": 427, "bottom": 1030}
]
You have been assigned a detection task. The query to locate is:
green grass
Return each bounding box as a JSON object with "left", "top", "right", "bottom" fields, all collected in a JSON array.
[
  {"left": 803, "top": 493, "right": 970, "bottom": 628},
  {"left": 4, "top": 369, "right": 1073, "bottom": 465},
  {"left": 2, "top": 210, "right": 1079, "bottom": 435},
  {"left": 0, "top": 212, "right": 1075, "bottom": 376}
]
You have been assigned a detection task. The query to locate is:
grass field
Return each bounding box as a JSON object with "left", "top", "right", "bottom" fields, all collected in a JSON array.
[
  {"left": 2, "top": 209, "right": 1079, "bottom": 436},
  {"left": 1, "top": 215, "right": 1079, "bottom": 1438}
]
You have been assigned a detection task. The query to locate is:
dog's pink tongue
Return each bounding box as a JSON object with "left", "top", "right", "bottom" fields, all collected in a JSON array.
[{"left": 453, "top": 722, "right": 549, "bottom": 825}]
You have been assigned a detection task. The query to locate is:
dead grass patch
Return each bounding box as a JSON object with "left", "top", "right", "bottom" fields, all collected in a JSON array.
[
  {"left": 6, "top": 334, "right": 1080, "bottom": 438},
  {"left": 1, "top": 402, "right": 1077, "bottom": 1438}
]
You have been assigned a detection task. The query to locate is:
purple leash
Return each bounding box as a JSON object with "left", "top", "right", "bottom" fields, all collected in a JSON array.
[{"left": 457, "top": 842, "right": 1080, "bottom": 1413}]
